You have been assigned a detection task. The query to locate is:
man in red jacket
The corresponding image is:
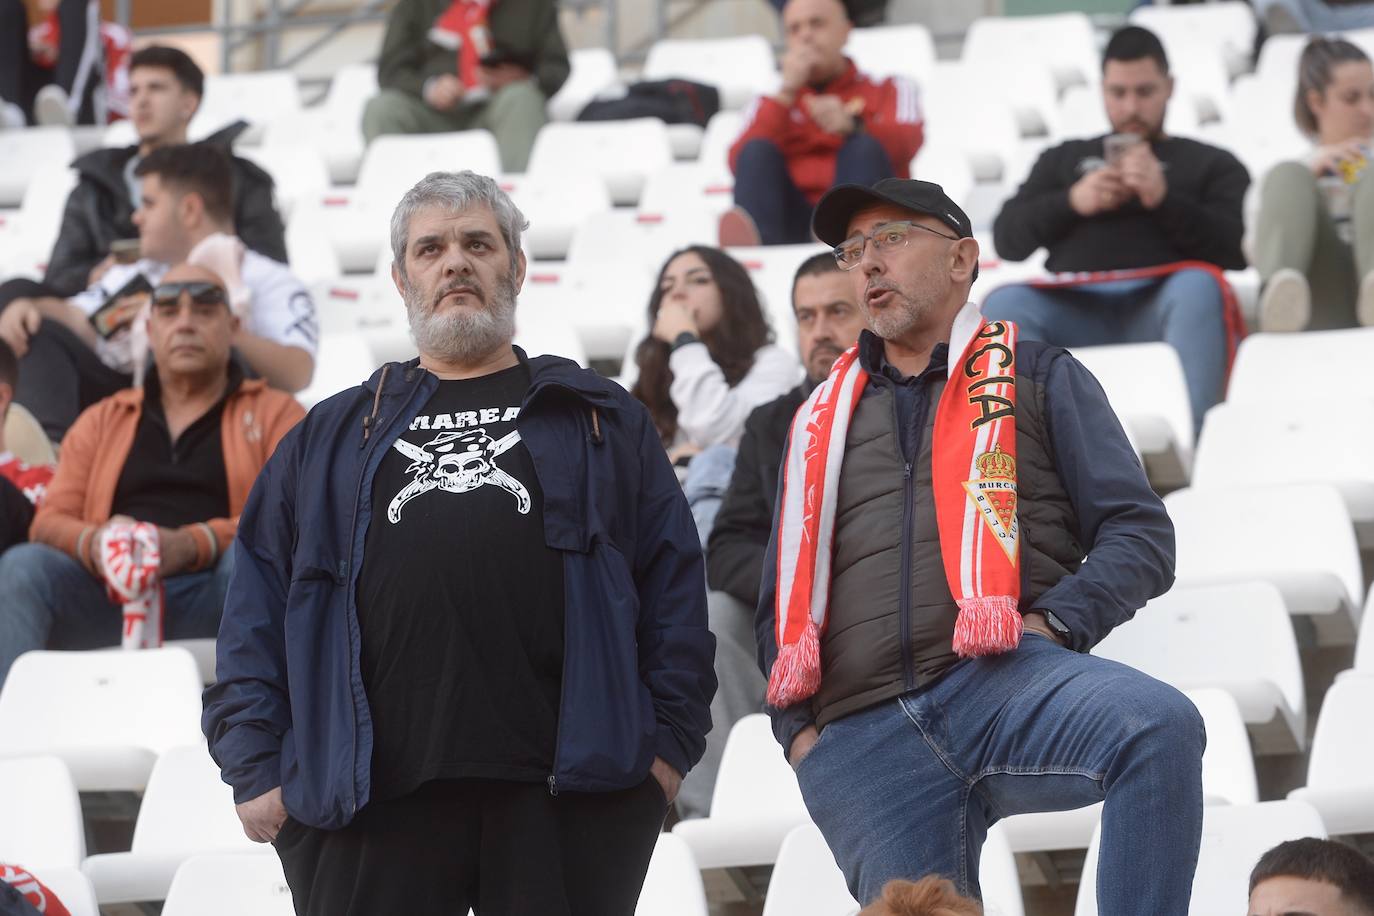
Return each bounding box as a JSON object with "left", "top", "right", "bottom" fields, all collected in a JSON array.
[{"left": 723, "top": 0, "right": 924, "bottom": 246}]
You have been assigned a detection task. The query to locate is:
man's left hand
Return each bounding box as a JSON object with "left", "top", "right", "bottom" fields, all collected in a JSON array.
[
  {"left": 650, "top": 756, "right": 682, "bottom": 805},
  {"left": 156, "top": 527, "right": 199, "bottom": 577},
  {"left": 1119, "top": 144, "right": 1167, "bottom": 209},
  {"left": 480, "top": 62, "right": 531, "bottom": 93},
  {"left": 1023, "top": 611, "right": 1067, "bottom": 646},
  {"left": 804, "top": 94, "right": 855, "bottom": 135}
]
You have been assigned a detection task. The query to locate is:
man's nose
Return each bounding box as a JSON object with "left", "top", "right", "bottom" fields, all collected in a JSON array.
[
  {"left": 442, "top": 246, "right": 472, "bottom": 276},
  {"left": 860, "top": 241, "right": 884, "bottom": 276}
]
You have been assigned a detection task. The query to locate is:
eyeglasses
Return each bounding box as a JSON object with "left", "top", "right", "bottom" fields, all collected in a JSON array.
[
  {"left": 151, "top": 281, "right": 228, "bottom": 308},
  {"left": 832, "top": 220, "right": 959, "bottom": 271}
]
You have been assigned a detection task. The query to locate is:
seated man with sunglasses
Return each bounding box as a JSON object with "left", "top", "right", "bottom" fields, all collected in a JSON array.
[
  {"left": 0, "top": 263, "right": 305, "bottom": 685},
  {"left": 0, "top": 143, "right": 317, "bottom": 442}
]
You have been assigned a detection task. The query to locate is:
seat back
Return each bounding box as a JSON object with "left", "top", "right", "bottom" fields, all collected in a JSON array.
[
  {"left": 709, "top": 715, "right": 809, "bottom": 821},
  {"left": 1228, "top": 329, "right": 1374, "bottom": 407},
  {"left": 0, "top": 128, "right": 76, "bottom": 208},
  {"left": 130, "top": 745, "right": 259, "bottom": 855},
  {"left": 1183, "top": 688, "right": 1261, "bottom": 805},
  {"left": 1305, "top": 676, "right": 1374, "bottom": 791},
  {"left": 1071, "top": 342, "right": 1194, "bottom": 462},
  {"left": 528, "top": 119, "right": 673, "bottom": 206},
  {"left": 633, "top": 833, "right": 709, "bottom": 916},
  {"left": 642, "top": 36, "right": 779, "bottom": 110},
  {"left": 844, "top": 25, "right": 937, "bottom": 86},
  {"left": 723, "top": 244, "right": 829, "bottom": 356},
  {"left": 963, "top": 13, "right": 1099, "bottom": 93},
  {"left": 193, "top": 70, "right": 302, "bottom": 136},
  {"left": 161, "top": 853, "right": 295, "bottom": 916},
  {"left": 0, "top": 756, "right": 85, "bottom": 868},
  {"left": 1130, "top": 1, "right": 1258, "bottom": 78},
  {"left": 760, "top": 824, "right": 858, "bottom": 916},
  {"left": 355, "top": 131, "right": 501, "bottom": 211},
  {"left": 548, "top": 47, "right": 620, "bottom": 122}
]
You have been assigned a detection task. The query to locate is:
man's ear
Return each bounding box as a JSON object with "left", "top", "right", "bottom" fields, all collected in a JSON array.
[
  {"left": 514, "top": 248, "right": 527, "bottom": 295},
  {"left": 950, "top": 237, "right": 980, "bottom": 285},
  {"left": 182, "top": 90, "right": 200, "bottom": 123},
  {"left": 179, "top": 191, "right": 202, "bottom": 229},
  {"left": 391, "top": 261, "right": 406, "bottom": 300}
]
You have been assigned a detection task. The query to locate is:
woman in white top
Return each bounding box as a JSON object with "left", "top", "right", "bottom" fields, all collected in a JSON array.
[
  {"left": 1255, "top": 37, "right": 1374, "bottom": 331},
  {"left": 630, "top": 245, "right": 801, "bottom": 461}
]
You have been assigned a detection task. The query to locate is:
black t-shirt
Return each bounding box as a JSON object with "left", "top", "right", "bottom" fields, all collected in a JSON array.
[
  {"left": 356, "top": 363, "right": 566, "bottom": 802},
  {"left": 110, "top": 368, "right": 236, "bottom": 527}
]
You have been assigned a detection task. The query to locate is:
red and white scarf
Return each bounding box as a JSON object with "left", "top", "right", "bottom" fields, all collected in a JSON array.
[
  {"left": 767, "top": 304, "right": 1022, "bottom": 708},
  {"left": 100, "top": 521, "right": 164, "bottom": 650},
  {"left": 430, "top": 0, "right": 493, "bottom": 93}
]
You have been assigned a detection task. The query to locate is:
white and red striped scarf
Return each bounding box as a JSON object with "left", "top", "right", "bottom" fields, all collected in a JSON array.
[
  {"left": 100, "top": 521, "right": 164, "bottom": 650},
  {"left": 767, "top": 304, "right": 1022, "bottom": 708}
]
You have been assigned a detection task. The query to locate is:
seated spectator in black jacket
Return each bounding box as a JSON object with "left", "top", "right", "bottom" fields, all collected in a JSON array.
[
  {"left": 984, "top": 26, "right": 1249, "bottom": 433},
  {"left": 18, "top": 45, "right": 286, "bottom": 298},
  {"left": 675, "top": 250, "right": 867, "bottom": 820},
  {"left": 0, "top": 145, "right": 317, "bottom": 441}
]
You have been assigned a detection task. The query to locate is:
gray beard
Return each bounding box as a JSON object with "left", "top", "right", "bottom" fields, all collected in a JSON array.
[{"left": 404, "top": 271, "right": 518, "bottom": 364}]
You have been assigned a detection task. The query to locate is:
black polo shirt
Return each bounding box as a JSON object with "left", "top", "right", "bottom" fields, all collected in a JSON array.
[{"left": 110, "top": 366, "right": 239, "bottom": 527}]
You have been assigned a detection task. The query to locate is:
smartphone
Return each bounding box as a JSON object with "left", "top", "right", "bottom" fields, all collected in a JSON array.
[
  {"left": 1104, "top": 132, "right": 1141, "bottom": 167},
  {"left": 109, "top": 238, "right": 141, "bottom": 265},
  {"left": 89, "top": 273, "right": 152, "bottom": 339}
]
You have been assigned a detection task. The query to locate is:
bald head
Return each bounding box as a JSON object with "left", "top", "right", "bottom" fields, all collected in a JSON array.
[
  {"left": 148, "top": 261, "right": 238, "bottom": 385},
  {"left": 782, "top": 0, "right": 851, "bottom": 81}
]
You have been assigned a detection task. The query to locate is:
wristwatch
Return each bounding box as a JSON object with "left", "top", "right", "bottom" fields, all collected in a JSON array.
[{"left": 1039, "top": 609, "right": 1071, "bottom": 643}]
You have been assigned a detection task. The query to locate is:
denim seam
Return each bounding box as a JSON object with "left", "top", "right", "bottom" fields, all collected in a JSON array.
[
  {"left": 898, "top": 696, "right": 978, "bottom": 894},
  {"left": 971, "top": 765, "right": 1107, "bottom": 822}
]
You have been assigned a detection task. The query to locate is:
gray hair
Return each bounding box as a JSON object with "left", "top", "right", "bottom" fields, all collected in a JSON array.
[{"left": 389, "top": 170, "right": 529, "bottom": 280}]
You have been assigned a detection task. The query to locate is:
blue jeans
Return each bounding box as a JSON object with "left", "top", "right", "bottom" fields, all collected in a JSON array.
[
  {"left": 0, "top": 542, "right": 234, "bottom": 685},
  {"left": 681, "top": 443, "right": 737, "bottom": 548},
  {"left": 734, "top": 134, "right": 895, "bottom": 245},
  {"left": 981, "top": 270, "right": 1227, "bottom": 435},
  {"left": 795, "top": 634, "right": 1205, "bottom": 912}
]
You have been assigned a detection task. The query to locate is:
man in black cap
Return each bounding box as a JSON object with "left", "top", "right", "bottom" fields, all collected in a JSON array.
[{"left": 754, "top": 177, "right": 1202, "bottom": 911}]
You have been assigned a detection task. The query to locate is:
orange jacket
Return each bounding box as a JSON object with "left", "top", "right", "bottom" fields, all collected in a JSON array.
[
  {"left": 31, "top": 379, "right": 305, "bottom": 574},
  {"left": 728, "top": 58, "right": 924, "bottom": 204}
]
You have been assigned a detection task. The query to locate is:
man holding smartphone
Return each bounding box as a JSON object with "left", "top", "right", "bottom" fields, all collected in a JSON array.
[{"left": 986, "top": 25, "right": 1250, "bottom": 434}]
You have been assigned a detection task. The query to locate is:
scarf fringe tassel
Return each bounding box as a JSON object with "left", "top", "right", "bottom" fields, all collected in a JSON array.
[
  {"left": 766, "top": 616, "right": 822, "bottom": 708},
  {"left": 952, "top": 595, "right": 1023, "bottom": 658}
]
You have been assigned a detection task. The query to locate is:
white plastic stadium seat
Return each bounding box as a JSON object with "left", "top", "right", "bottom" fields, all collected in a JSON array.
[
  {"left": 844, "top": 25, "right": 937, "bottom": 87},
  {"left": 191, "top": 69, "right": 302, "bottom": 141},
  {"left": 262, "top": 63, "right": 375, "bottom": 185},
  {"left": 160, "top": 853, "right": 294, "bottom": 916},
  {"left": 0, "top": 127, "right": 75, "bottom": 208},
  {"left": 500, "top": 170, "right": 613, "bottom": 261},
  {"left": 1356, "top": 586, "right": 1374, "bottom": 674},
  {"left": 0, "top": 648, "right": 204, "bottom": 791},
  {"left": 0, "top": 163, "right": 77, "bottom": 279},
  {"left": 547, "top": 47, "right": 621, "bottom": 122},
  {"left": 239, "top": 144, "right": 331, "bottom": 220},
  {"left": 721, "top": 244, "right": 829, "bottom": 357},
  {"left": 697, "top": 109, "right": 745, "bottom": 173},
  {"left": 1288, "top": 675, "right": 1374, "bottom": 836},
  {"left": 911, "top": 142, "right": 975, "bottom": 221},
  {"left": 4, "top": 866, "right": 99, "bottom": 916},
  {"left": 963, "top": 13, "right": 1100, "bottom": 94},
  {"left": 1165, "top": 483, "right": 1364, "bottom": 646},
  {"left": 306, "top": 130, "right": 502, "bottom": 271},
  {"left": 638, "top": 164, "right": 736, "bottom": 221},
  {"left": 1194, "top": 400, "right": 1374, "bottom": 546},
  {"left": 1227, "top": 328, "right": 1374, "bottom": 408},
  {"left": 760, "top": 822, "right": 1023, "bottom": 916},
  {"left": 513, "top": 285, "right": 589, "bottom": 366},
  {"left": 527, "top": 119, "right": 673, "bottom": 206},
  {"left": 0, "top": 757, "right": 86, "bottom": 868},
  {"left": 1075, "top": 801, "right": 1325, "bottom": 916},
  {"left": 1130, "top": 1, "right": 1257, "bottom": 79},
  {"left": 1069, "top": 343, "right": 1194, "bottom": 489},
  {"left": 82, "top": 745, "right": 260, "bottom": 904},
  {"left": 284, "top": 205, "right": 345, "bottom": 287},
  {"left": 1000, "top": 687, "right": 1259, "bottom": 854},
  {"left": 643, "top": 36, "right": 780, "bottom": 111},
  {"left": 633, "top": 833, "right": 708, "bottom": 916},
  {"left": 672, "top": 714, "right": 811, "bottom": 869},
  {"left": 759, "top": 824, "right": 858, "bottom": 916},
  {"left": 920, "top": 62, "right": 1024, "bottom": 183},
  {"left": 1094, "top": 582, "right": 1305, "bottom": 755}
]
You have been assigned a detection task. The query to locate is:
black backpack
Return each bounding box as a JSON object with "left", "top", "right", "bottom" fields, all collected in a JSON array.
[{"left": 577, "top": 79, "right": 721, "bottom": 127}]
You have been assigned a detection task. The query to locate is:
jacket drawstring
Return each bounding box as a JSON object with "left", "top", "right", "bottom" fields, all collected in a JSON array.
[
  {"left": 589, "top": 407, "right": 602, "bottom": 444},
  {"left": 361, "top": 364, "right": 391, "bottom": 445}
]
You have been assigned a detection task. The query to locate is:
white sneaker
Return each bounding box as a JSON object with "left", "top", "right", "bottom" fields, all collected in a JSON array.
[
  {"left": 1258, "top": 268, "right": 1311, "bottom": 332},
  {"left": 1358, "top": 271, "right": 1374, "bottom": 328},
  {"left": 34, "top": 84, "right": 73, "bottom": 127}
]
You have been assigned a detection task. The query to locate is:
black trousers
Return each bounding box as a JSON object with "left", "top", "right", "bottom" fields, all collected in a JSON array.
[
  {"left": 12, "top": 316, "right": 130, "bottom": 443},
  {"left": 273, "top": 777, "right": 668, "bottom": 916},
  {"left": 0, "top": 0, "right": 100, "bottom": 123}
]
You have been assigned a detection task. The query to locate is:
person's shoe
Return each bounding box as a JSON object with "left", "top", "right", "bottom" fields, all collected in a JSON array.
[
  {"left": 33, "top": 84, "right": 73, "bottom": 127},
  {"left": 1358, "top": 270, "right": 1374, "bottom": 328},
  {"left": 1258, "top": 268, "right": 1311, "bottom": 332},
  {"left": 718, "top": 206, "right": 762, "bottom": 248}
]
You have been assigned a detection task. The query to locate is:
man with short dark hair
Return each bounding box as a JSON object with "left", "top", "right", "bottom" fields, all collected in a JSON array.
[
  {"left": 677, "top": 250, "right": 868, "bottom": 819},
  {"left": 0, "top": 144, "right": 317, "bottom": 440},
  {"left": 34, "top": 44, "right": 286, "bottom": 295},
  {"left": 721, "top": 0, "right": 923, "bottom": 246},
  {"left": 1250, "top": 838, "right": 1374, "bottom": 916},
  {"left": 758, "top": 177, "right": 1199, "bottom": 908},
  {"left": 986, "top": 25, "right": 1250, "bottom": 431},
  {"left": 203, "top": 171, "right": 715, "bottom": 914},
  {"left": 0, "top": 261, "right": 305, "bottom": 685}
]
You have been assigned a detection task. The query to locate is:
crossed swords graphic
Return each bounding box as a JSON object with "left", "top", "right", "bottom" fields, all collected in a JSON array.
[{"left": 387, "top": 428, "right": 531, "bottom": 523}]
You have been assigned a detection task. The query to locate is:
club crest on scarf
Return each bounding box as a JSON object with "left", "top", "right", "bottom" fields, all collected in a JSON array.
[{"left": 962, "top": 444, "right": 1019, "bottom": 564}]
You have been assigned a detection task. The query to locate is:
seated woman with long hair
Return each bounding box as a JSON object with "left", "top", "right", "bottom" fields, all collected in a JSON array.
[
  {"left": 1256, "top": 36, "right": 1374, "bottom": 331},
  {"left": 630, "top": 245, "right": 801, "bottom": 460}
]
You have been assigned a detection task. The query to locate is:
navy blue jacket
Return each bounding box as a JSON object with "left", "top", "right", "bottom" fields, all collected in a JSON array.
[{"left": 202, "top": 351, "right": 716, "bottom": 829}]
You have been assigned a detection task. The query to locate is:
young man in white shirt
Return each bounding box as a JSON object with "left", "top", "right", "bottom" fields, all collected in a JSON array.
[{"left": 0, "top": 143, "right": 316, "bottom": 440}]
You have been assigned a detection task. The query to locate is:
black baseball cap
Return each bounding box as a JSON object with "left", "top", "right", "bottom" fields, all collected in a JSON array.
[{"left": 812, "top": 177, "right": 975, "bottom": 249}]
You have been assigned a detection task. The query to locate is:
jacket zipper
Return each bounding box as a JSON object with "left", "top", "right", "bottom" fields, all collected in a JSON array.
[
  {"left": 342, "top": 369, "right": 428, "bottom": 816},
  {"left": 887, "top": 381, "right": 919, "bottom": 693}
]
